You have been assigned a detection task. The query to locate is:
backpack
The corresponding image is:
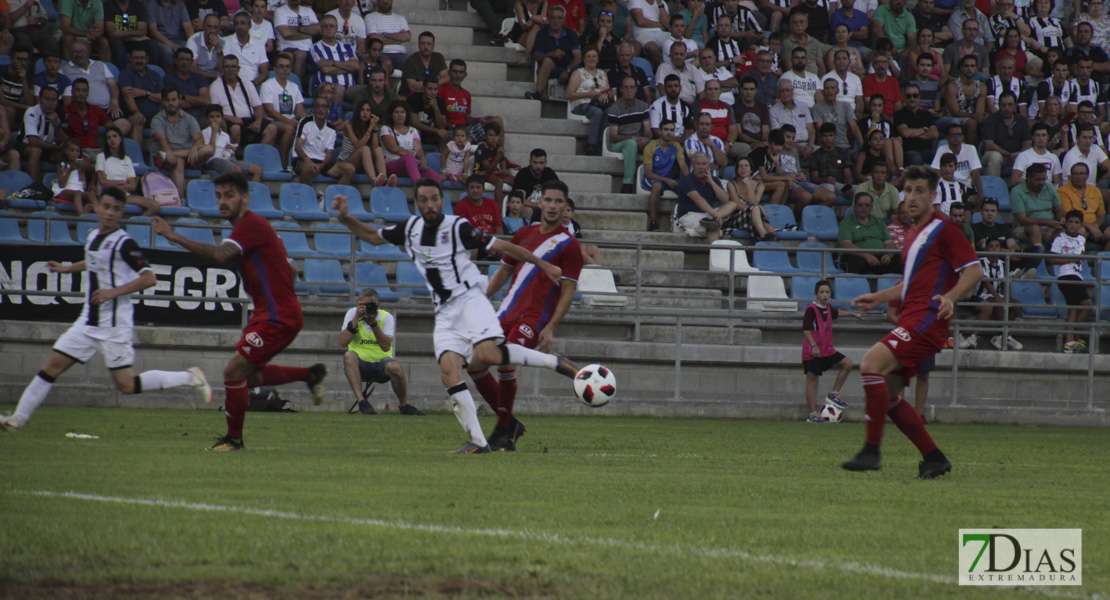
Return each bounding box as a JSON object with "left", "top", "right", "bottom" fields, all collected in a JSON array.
[
  {"left": 140, "top": 171, "right": 182, "bottom": 207},
  {"left": 246, "top": 387, "right": 296, "bottom": 412}
]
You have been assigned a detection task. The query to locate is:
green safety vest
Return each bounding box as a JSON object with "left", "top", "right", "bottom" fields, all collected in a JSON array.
[{"left": 348, "top": 309, "right": 394, "bottom": 362}]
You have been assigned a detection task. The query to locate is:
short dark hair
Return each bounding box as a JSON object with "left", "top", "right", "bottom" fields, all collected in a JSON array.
[
  {"left": 902, "top": 165, "right": 938, "bottom": 190},
  {"left": 939, "top": 152, "right": 956, "bottom": 166},
  {"left": 359, "top": 288, "right": 380, "bottom": 300},
  {"left": 214, "top": 171, "right": 249, "bottom": 194},
  {"left": 449, "top": 58, "right": 466, "bottom": 70},
  {"left": 162, "top": 85, "right": 180, "bottom": 100},
  {"left": 541, "top": 179, "right": 569, "bottom": 200},
  {"left": 72, "top": 77, "right": 89, "bottom": 89},
  {"left": 100, "top": 187, "right": 128, "bottom": 206},
  {"left": 819, "top": 122, "right": 836, "bottom": 135},
  {"left": 175, "top": 46, "right": 194, "bottom": 59},
  {"left": 419, "top": 30, "right": 435, "bottom": 41},
  {"left": 530, "top": 148, "right": 547, "bottom": 159},
  {"left": 413, "top": 177, "right": 442, "bottom": 197},
  {"left": 1031, "top": 122, "right": 1049, "bottom": 136},
  {"left": 769, "top": 129, "right": 786, "bottom": 146},
  {"left": 663, "top": 74, "right": 680, "bottom": 85},
  {"left": 815, "top": 279, "right": 832, "bottom": 294},
  {"left": 1026, "top": 163, "right": 1048, "bottom": 178},
  {"left": 982, "top": 198, "right": 999, "bottom": 209},
  {"left": 485, "top": 121, "right": 501, "bottom": 135},
  {"left": 949, "top": 202, "right": 965, "bottom": 212},
  {"left": 779, "top": 123, "right": 796, "bottom": 134},
  {"left": 205, "top": 104, "right": 223, "bottom": 117},
  {"left": 466, "top": 174, "right": 485, "bottom": 187},
  {"left": 946, "top": 122, "right": 965, "bottom": 136},
  {"left": 1065, "top": 209, "right": 1085, "bottom": 221},
  {"left": 853, "top": 192, "right": 873, "bottom": 205}
]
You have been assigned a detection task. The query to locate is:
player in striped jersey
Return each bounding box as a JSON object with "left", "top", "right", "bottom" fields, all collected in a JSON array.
[
  {"left": 843, "top": 166, "right": 982, "bottom": 479},
  {"left": 465, "top": 180, "right": 584, "bottom": 451},
  {"left": 333, "top": 178, "right": 584, "bottom": 454},
  {"left": 2, "top": 188, "right": 212, "bottom": 433},
  {"left": 934, "top": 152, "right": 977, "bottom": 214}
]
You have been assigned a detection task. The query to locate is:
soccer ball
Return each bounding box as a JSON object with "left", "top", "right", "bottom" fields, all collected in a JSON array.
[
  {"left": 573, "top": 364, "right": 616, "bottom": 407},
  {"left": 820, "top": 403, "right": 843, "bottom": 423}
]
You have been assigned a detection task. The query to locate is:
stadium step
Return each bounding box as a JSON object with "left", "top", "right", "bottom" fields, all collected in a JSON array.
[
  {"left": 402, "top": 8, "right": 485, "bottom": 30},
  {"left": 601, "top": 248, "right": 685, "bottom": 270},
  {"left": 637, "top": 325, "right": 763, "bottom": 345},
  {"left": 471, "top": 96, "right": 541, "bottom": 119},
  {"left": 465, "top": 79, "right": 536, "bottom": 98},
  {"left": 615, "top": 286, "right": 725, "bottom": 309},
  {"left": 504, "top": 133, "right": 578, "bottom": 157},
  {"left": 503, "top": 118, "right": 588, "bottom": 137},
  {"left": 540, "top": 154, "right": 624, "bottom": 174},
  {"left": 576, "top": 209, "right": 647, "bottom": 232},
  {"left": 401, "top": 24, "right": 476, "bottom": 47},
  {"left": 578, "top": 192, "right": 675, "bottom": 213},
  {"left": 547, "top": 171, "right": 615, "bottom": 193}
]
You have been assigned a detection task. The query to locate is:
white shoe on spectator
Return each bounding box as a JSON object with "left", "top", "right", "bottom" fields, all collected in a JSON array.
[
  {"left": 1006, "top": 336, "right": 1023, "bottom": 351},
  {"left": 990, "top": 335, "right": 1003, "bottom": 350},
  {"left": 958, "top": 334, "right": 978, "bottom": 349}
]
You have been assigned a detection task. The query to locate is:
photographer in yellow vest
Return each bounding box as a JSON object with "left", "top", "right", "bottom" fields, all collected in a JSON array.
[{"left": 340, "top": 288, "right": 423, "bottom": 415}]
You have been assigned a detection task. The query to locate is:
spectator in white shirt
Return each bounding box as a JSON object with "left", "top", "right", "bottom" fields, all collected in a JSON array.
[
  {"left": 248, "top": 0, "right": 276, "bottom": 53},
  {"left": 327, "top": 0, "right": 367, "bottom": 58},
  {"left": 186, "top": 14, "right": 223, "bottom": 81},
  {"left": 209, "top": 55, "right": 278, "bottom": 148},
  {"left": 274, "top": 0, "right": 321, "bottom": 85},
  {"left": 295, "top": 97, "right": 356, "bottom": 184},
  {"left": 259, "top": 52, "right": 308, "bottom": 170},
  {"left": 222, "top": 11, "right": 269, "bottom": 87}
]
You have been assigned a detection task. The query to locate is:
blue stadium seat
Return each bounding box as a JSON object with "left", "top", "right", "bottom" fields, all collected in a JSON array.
[
  {"left": 323, "top": 184, "right": 375, "bottom": 221},
  {"left": 1049, "top": 284, "right": 1072, "bottom": 320},
  {"left": 832, "top": 276, "right": 870, "bottom": 311},
  {"left": 1099, "top": 284, "right": 1110, "bottom": 320},
  {"left": 877, "top": 275, "right": 901, "bottom": 291},
  {"left": 156, "top": 217, "right": 213, "bottom": 248},
  {"left": 106, "top": 63, "right": 119, "bottom": 79},
  {"left": 632, "top": 57, "right": 655, "bottom": 87},
  {"left": 124, "top": 138, "right": 153, "bottom": 175},
  {"left": 313, "top": 223, "right": 359, "bottom": 257},
  {"left": 244, "top": 144, "right": 294, "bottom": 182},
  {"left": 762, "top": 204, "right": 807, "bottom": 240},
  {"left": 352, "top": 263, "right": 400, "bottom": 302},
  {"left": 126, "top": 216, "right": 154, "bottom": 247},
  {"left": 790, "top": 276, "right": 821, "bottom": 309},
  {"left": 27, "top": 212, "right": 78, "bottom": 245},
  {"left": 720, "top": 166, "right": 735, "bottom": 181},
  {"left": 0, "top": 210, "right": 28, "bottom": 243},
  {"left": 75, "top": 218, "right": 99, "bottom": 243},
  {"left": 40, "top": 0, "right": 58, "bottom": 20},
  {"left": 1095, "top": 252, "right": 1110, "bottom": 282},
  {"left": 0, "top": 171, "right": 42, "bottom": 209},
  {"left": 441, "top": 190, "right": 454, "bottom": 215},
  {"left": 980, "top": 175, "right": 1011, "bottom": 212},
  {"left": 273, "top": 223, "right": 317, "bottom": 257},
  {"left": 796, "top": 241, "right": 842, "bottom": 275},
  {"left": 1010, "top": 280, "right": 1056, "bottom": 318},
  {"left": 801, "top": 205, "right": 839, "bottom": 241},
  {"left": 729, "top": 228, "right": 752, "bottom": 240},
  {"left": 396, "top": 261, "right": 430, "bottom": 297},
  {"left": 279, "top": 183, "right": 329, "bottom": 220},
  {"left": 247, "top": 181, "right": 285, "bottom": 219},
  {"left": 425, "top": 152, "right": 443, "bottom": 174},
  {"left": 304, "top": 258, "right": 349, "bottom": 296},
  {"left": 370, "top": 187, "right": 412, "bottom": 222},
  {"left": 148, "top": 64, "right": 165, "bottom": 77},
  {"left": 751, "top": 241, "right": 799, "bottom": 274},
  {"left": 186, "top": 180, "right": 221, "bottom": 217}
]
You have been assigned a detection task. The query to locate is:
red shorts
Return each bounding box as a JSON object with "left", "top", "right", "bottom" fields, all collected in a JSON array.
[
  {"left": 880, "top": 322, "right": 945, "bottom": 380},
  {"left": 236, "top": 319, "right": 302, "bottom": 367},
  {"left": 501, "top": 319, "right": 540, "bottom": 349}
]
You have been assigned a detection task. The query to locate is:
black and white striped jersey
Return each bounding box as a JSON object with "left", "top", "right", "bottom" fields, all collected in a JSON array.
[
  {"left": 381, "top": 215, "right": 496, "bottom": 309},
  {"left": 77, "top": 227, "right": 152, "bottom": 328}
]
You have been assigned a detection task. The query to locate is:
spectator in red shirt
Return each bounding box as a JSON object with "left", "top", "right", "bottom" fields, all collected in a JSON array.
[
  {"left": 455, "top": 174, "right": 505, "bottom": 260},
  {"left": 63, "top": 78, "right": 112, "bottom": 158},
  {"left": 861, "top": 53, "right": 902, "bottom": 118},
  {"left": 549, "top": 0, "right": 587, "bottom": 34},
  {"left": 437, "top": 58, "right": 505, "bottom": 145}
]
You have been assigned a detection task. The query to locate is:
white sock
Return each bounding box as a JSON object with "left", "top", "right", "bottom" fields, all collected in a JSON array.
[
  {"left": 505, "top": 344, "right": 557, "bottom": 370},
  {"left": 138, "top": 370, "right": 195, "bottom": 392},
  {"left": 14, "top": 373, "right": 54, "bottom": 423},
  {"left": 448, "top": 383, "right": 487, "bottom": 446}
]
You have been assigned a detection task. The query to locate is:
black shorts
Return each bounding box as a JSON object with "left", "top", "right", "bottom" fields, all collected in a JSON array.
[
  {"left": 802, "top": 352, "right": 847, "bottom": 376},
  {"left": 293, "top": 156, "right": 334, "bottom": 174},
  {"left": 1057, "top": 275, "right": 1092, "bottom": 306},
  {"left": 918, "top": 354, "right": 936, "bottom": 373},
  {"left": 358, "top": 358, "right": 395, "bottom": 384},
  {"left": 238, "top": 118, "right": 273, "bottom": 147}
]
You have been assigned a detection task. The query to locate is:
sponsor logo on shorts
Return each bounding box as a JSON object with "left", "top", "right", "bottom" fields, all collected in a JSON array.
[
  {"left": 519, "top": 324, "right": 534, "bottom": 338},
  {"left": 246, "top": 332, "right": 264, "bottom": 347},
  {"left": 892, "top": 327, "right": 911, "bottom": 342}
]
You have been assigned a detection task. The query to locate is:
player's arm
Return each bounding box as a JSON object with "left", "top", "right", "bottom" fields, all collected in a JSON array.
[
  {"left": 47, "top": 260, "right": 86, "bottom": 273},
  {"left": 490, "top": 238, "right": 562, "bottom": 283},
  {"left": 536, "top": 277, "right": 578, "bottom": 352},
  {"left": 150, "top": 217, "right": 241, "bottom": 263},
  {"left": 852, "top": 282, "right": 903, "bottom": 313},
  {"left": 936, "top": 262, "right": 984, "bottom": 319},
  {"left": 91, "top": 269, "right": 157, "bottom": 305},
  {"left": 487, "top": 264, "right": 513, "bottom": 298},
  {"left": 333, "top": 194, "right": 388, "bottom": 245}
]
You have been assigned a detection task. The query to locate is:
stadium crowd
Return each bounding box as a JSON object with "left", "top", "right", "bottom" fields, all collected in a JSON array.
[{"left": 1, "top": 0, "right": 1109, "bottom": 318}]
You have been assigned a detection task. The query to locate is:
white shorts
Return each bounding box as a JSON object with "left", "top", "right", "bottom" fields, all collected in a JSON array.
[
  {"left": 634, "top": 28, "right": 670, "bottom": 48},
  {"left": 433, "top": 286, "right": 505, "bottom": 364},
  {"left": 53, "top": 324, "right": 136, "bottom": 370},
  {"left": 674, "top": 211, "right": 711, "bottom": 237}
]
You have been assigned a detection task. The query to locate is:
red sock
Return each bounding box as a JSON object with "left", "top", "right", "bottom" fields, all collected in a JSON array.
[
  {"left": 861, "top": 373, "right": 890, "bottom": 446},
  {"left": 259, "top": 365, "right": 309, "bottom": 386},
  {"left": 225, "top": 380, "right": 248, "bottom": 438},
  {"left": 468, "top": 368, "right": 500, "bottom": 411},
  {"left": 887, "top": 396, "right": 938, "bottom": 455},
  {"left": 496, "top": 370, "right": 518, "bottom": 428}
]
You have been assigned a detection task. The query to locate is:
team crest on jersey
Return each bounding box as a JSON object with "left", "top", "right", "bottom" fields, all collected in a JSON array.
[
  {"left": 892, "top": 327, "right": 911, "bottom": 342},
  {"left": 246, "top": 332, "right": 265, "bottom": 347},
  {"left": 519, "top": 324, "right": 534, "bottom": 338},
  {"left": 440, "top": 231, "right": 450, "bottom": 244}
]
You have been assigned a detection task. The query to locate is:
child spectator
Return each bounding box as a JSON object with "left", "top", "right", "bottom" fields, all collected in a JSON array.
[
  {"left": 1050, "top": 210, "right": 1095, "bottom": 354},
  {"left": 442, "top": 124, "right": 474, "bottom": 186},
  {"left": 946, "top": 202, "right": 976, "bottom": 243},
  {"left": 563, "top": 198, "right": 604, "bottom": 265},
  {"left": 52, "top": 140, "right": 96, "bottom": 214},
  {"left": 32, "top": 52, "right": 72, "bottom": 97},
  {"left": 474, "top": 121, "right": 516, "bottom": 208},
  {"left": 199, "top": 105, "right": 264, "bottom": 182},
  {"left": 802, "top": 279, "right": 862, "bottom": 422},
  {"left": 934, "top": 152, "right": 977, "bottom": 215},
  {"left": 762, "top": 33, "right": 783, "bottom": 75},
  {"left": 959, "top": 237, "right": 1024, "bottom": 350},
  {"left": 503, "top": 191, "right": 527, "bottom": 235}
]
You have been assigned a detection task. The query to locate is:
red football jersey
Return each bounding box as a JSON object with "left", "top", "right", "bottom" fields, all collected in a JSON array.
[
  {"left": 896, "top": 212, "right": 979, "bottom": 339},
  {"left": 226, "top": 211, "right": 303, "bottom": 328},
  {"left": 454, "top": 195, "right": 503, "bottom": 234},
  {"left": 438, "top": 83, "right": 471, "bottom": 127},
  {"left": 496, "top": 224, "right": 583, "bottom": 328}
]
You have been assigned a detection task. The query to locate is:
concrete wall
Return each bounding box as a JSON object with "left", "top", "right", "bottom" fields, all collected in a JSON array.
[{"left": 1, "top": 320, "right": 1107, "bottom": 427}]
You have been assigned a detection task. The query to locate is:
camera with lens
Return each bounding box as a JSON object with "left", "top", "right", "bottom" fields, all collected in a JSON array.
[{"left": 362, "top": 300, "right": 378, "bottom": 314}]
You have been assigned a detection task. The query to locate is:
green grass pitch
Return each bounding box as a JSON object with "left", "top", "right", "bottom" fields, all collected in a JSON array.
[{"left": 0, "top": 406, "right": 1106, "bottom": 599}]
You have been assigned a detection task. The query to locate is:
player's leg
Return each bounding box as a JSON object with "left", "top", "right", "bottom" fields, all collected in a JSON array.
[
  {"left": 107, "top": 364, "right": 211, "bottom": 403},
  {"left": 472, "top": 339, "right": 579, "bottom": 379},
  {"left": 248, "top": 360, "right": 326, "bottom": 402},
  {"left": 841, "top": 341, "right": 901, "bottom": 471},
  {"left": 885, "top": 369, "right": 949, "bottom": 478},
  {"left": 466, "top": 365, "right": 501, "bottom": 413},
  {"left": 830, "top": 355, "right": 854, "bottom": 399},
  {"left": 208, "top": 351, "right": 260, "bottom": 451},
  {"left": 914, "top": 372, "right": 930, "bottom": 415},
  {"left": 440, "top": 351, "right": 490, "bottom": 453},
  {"left": 2, "top": 352, "right": 79, "bottom": 431}
]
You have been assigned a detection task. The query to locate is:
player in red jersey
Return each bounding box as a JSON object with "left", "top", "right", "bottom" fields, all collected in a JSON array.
[
  {"left": 842, "top": 165, "right": 983, "bottom": 479},
  {"left": 467, "top": 180, "right": 583, "bottom": 451},
  {"left": 151, "top": 172, "right": 327, "bottom": 451}
]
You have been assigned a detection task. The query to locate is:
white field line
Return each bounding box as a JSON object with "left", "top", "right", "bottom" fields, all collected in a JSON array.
[{"left": 11, "top": 490, "right": 1105, "bottom": 599}]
